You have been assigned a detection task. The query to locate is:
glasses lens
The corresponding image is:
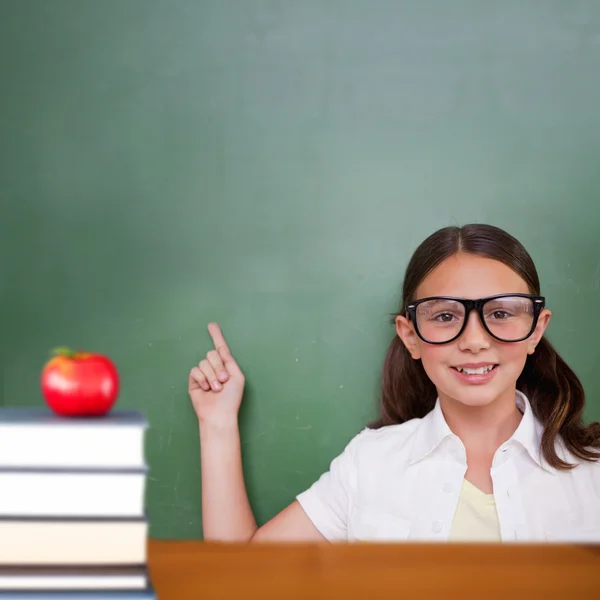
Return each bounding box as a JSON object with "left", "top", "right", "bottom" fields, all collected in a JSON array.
[
  {"left": 415, "top": 299, "right": 466, "bottom": 343},
  {"left": 483, "top": 296, "right": 535, "bottom": 341}
]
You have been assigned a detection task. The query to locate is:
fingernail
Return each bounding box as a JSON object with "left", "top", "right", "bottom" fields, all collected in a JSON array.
[
  {"left": 219, "top": 371, "right": 228, "bottom": 381},
  {"left": 213, "top": 381, "right": 222, "bottom": 391}
]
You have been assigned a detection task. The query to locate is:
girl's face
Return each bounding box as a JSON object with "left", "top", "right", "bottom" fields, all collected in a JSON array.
[{"left": 396, "top": 253, "right": 551, "bottom": 409}]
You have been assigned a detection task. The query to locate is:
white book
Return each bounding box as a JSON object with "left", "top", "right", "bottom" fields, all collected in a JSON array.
[
  {"left": 0, "top": 518, "right": 147, "bottom": 566},
  {"left": 0, "top": 468, "right": 146, "bottom": 518},
  {"left": 0, "top": 408, "right": 147, "bottom": 469}
]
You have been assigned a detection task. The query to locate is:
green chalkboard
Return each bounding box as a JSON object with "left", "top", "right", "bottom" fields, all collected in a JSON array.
[{"left": 1, "top": 1, "right": 599, "bottom": 539}]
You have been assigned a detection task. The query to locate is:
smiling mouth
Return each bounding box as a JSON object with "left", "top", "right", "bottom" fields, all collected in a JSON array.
[{"left": 451, "top": 364, "right": 498, "bottom": 375}]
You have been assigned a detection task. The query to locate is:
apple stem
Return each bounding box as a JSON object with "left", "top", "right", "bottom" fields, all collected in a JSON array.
[{"left": 51, "top": 346, "right": 78, "bottom": 359}]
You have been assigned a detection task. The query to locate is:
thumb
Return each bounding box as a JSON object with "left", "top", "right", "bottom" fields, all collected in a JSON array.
[{"left": 218, "top": 344, "right": 243, "bottom": 378}]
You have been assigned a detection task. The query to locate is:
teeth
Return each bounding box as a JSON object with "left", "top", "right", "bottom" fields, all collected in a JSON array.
[{"left": 456, "top": 365, "right": 495, "bottom": 375}]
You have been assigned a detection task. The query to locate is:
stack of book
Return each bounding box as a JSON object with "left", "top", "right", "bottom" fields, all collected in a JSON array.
[{"left": 0, "top": 406, "right": 156, "bottom": 599}]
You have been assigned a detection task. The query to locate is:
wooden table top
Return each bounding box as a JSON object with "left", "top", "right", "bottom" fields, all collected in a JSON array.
[{"left": 148, "top": 539, "right": 600, "bottom": 599}]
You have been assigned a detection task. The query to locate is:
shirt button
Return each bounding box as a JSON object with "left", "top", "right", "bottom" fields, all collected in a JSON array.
[
  {"left": 443, "top": 482, "right": 453, "bottom": 494},
  {"left": 432, "top": 521, "right": 443, "bottom": 534}
]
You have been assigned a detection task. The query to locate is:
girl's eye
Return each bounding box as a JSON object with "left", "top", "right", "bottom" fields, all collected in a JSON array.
[
  {"left": 433, "top": 312, "right": 457, "bottom": 323},
  {"left": 488, "top": 310, "right": 511, "bottom": 320}
]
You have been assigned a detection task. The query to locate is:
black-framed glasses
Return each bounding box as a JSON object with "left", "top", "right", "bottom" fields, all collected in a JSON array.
[{"left": 405, "top": 293, "right": 545, "bottom": 344}]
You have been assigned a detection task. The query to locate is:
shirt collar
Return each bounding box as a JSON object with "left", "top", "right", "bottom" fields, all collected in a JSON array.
[
  {"left": 409, "top": 390, "right": 556, "bottom": 475},
  {"left": 409, "top": 397, "right": 457, "bottom": 465},
  {"left": 511, "top": 390, "right": 557, "bottom": 475}
]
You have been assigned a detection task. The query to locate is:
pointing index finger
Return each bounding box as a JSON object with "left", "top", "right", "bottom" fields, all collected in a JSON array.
[{"left": 208, "top": 322, "right": 230, "bottom": 355}]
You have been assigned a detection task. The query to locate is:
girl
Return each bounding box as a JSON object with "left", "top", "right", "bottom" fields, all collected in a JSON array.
[{"left": 188, "top": 224, "right": 600, "bottom": 543}]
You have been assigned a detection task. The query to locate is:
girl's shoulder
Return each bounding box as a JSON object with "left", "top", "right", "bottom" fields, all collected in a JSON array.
[{"left": 342, "top": 416, "right": 428, "bottom": 464}]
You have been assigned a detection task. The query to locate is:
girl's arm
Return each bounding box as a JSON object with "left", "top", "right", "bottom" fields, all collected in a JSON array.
[{"left": 190, "top": 323, "right": 325, "bottom": 542}]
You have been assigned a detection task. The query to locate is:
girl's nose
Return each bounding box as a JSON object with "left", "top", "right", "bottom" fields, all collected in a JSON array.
[{"left": 457, "top": 310, "right": 492, "bottom": 352}]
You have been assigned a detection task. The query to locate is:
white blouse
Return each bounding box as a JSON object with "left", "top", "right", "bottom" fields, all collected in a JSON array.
[{"left": 296, "top": 391, "right": 600, "bottom": 542}]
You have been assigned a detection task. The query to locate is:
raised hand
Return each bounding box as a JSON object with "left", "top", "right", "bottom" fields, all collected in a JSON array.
[{"left": 188, "top": 323, "right": 245, "bottom": 428}]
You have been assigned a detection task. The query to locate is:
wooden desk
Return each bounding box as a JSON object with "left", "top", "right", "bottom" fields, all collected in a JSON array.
[{"left": 148, "top": 539, "right": 600, "bottom": 599}]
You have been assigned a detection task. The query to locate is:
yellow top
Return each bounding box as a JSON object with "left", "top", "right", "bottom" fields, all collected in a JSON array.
[{"left": 448, "top": 479, "right": 501, "bottom": 542}]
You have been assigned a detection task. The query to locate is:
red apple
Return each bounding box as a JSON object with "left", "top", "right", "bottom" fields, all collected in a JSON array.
[{"left": 41, "top": 347, "right": 119, "bottom": 416}]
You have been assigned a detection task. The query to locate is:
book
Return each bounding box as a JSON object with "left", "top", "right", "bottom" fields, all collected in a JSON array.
[
  {"left": 0, "top": 409, "right": 147, "bottom": 469},
  {"left": 0, "top": 407, "right": 155, "bottom": 599},
  {"left": 0, "top": 468, "right": 147, "bottom": 518},
  {"left": 0, "top": 566, "right": 147, "bottom": 591},
  {"left": 0, "top": 588, "right": 156, "bottom": 599},
  {"left": 0, "top": 518, "right": 147, "bottom": 566}
]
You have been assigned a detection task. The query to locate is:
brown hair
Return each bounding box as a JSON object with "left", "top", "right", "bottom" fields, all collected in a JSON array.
[{"left": 372, "top": 223, "right": 600, "bottom": 469}]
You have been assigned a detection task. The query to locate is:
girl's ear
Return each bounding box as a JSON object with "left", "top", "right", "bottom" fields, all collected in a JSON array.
[
  {"left": 527, "top": 308, "right": 552, "bottom": 354},
  {"left": 396, "top": 315, "right": 421, "bottom": 360}
]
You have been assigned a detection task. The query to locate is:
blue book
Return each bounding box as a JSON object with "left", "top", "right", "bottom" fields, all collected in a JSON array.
[
  {"left": 0, "top": 408, "right": 148, "bottom": 469},
  {"left": 0, "top": 565, "right": 148, "bottom": 593},
  {"left": 0, "top": 588, "right": 156, "bottom": 599}
]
